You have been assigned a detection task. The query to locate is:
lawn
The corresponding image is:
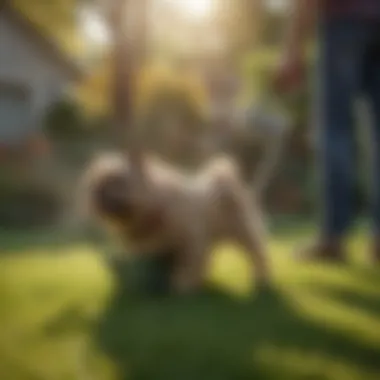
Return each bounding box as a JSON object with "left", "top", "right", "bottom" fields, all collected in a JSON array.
[{"left": 0, "top": 229, "right": 380, "bottom": 380}]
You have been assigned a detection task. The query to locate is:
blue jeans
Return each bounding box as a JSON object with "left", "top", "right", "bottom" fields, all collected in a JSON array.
[{"left": 317, "top": 19, "right": 380, "bottom": 238}]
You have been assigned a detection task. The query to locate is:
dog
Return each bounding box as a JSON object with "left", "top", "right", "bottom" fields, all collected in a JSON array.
[
  {"left": 80, "top": 0, "right": 272, "bottom": 295},
  {"left": 81, "top": 151, "right": 270, "bottom": 294}
]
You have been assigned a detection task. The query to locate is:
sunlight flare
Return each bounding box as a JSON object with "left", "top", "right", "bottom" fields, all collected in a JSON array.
[{"left": 165, "top": 0, "right": 215, "bottom": 21}]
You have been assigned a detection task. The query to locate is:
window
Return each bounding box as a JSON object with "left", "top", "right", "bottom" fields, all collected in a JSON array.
[{"left": 0, "top": 81, "right": 31, "bottom": 143}]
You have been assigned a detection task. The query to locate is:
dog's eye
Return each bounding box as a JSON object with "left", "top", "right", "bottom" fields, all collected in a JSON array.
[{"left": 108, "top": 175, "right": 129, "bottom": 190}]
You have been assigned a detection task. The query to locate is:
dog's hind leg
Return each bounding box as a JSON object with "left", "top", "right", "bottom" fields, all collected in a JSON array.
[
  {"left": 170, "top": 229, "right": 209, "bottom": 294},
  {"left": 225, "top": 189, "right": 271, "bottom": 287}
]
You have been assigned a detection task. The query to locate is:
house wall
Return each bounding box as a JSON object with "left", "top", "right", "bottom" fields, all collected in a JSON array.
[{"left": 0, "top": 12, "right": 72, "bottom": 142}]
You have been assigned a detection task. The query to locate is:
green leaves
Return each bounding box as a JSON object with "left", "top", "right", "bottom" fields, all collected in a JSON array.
[
  {"left": 12, "top": 0, "right": 82, "bottom": 57},
  {"left": 241, "top": 48, "right": 313, "bottom": 129}
]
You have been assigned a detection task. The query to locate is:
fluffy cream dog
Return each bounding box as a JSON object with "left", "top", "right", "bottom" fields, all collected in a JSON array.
[
  {"left": 81, "top": 0, "right": 271, "bottom": 294},
  {"left": 82, "top": 151, "right": 270, "bottom": 294}
]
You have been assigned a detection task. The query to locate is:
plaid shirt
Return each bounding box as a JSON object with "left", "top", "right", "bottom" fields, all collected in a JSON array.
[{"left": 322, "top": 0, "right": 380, "bottom": 19}]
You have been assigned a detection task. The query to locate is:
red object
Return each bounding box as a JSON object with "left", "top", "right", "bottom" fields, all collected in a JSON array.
[
  {"left": 27, "top": 134, "right": 50, "bottom": 156},
  {"left": 0, "top": 134, "right": 50, "bottom": 165},
  {"left": 274, "top": 55, "right": 306, "bottom": 95}
]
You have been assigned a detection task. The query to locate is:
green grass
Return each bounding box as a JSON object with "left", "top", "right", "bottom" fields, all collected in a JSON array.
[{"left": 0, "top": 231, "right": 380, "bottom": 380}]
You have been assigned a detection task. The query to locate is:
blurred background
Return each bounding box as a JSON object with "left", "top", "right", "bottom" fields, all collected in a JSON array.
[
  {"left": 0, "top": 1, "right": 378, "bottom": 380},
  {"left": 0, "top": 0, "right": 321, "bottom": 231}
]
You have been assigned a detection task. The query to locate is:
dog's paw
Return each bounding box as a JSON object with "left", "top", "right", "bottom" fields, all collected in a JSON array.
[
  {"left": 252, "top": 280, "right": 279, "bottom": 305},
  {"left": 171, "top": 274, "right": 200, "bottom": 296}
]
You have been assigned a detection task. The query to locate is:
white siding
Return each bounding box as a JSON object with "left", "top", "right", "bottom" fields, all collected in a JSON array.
[{"left": 0, "top": 12, "right": 72, "bottom": 141}]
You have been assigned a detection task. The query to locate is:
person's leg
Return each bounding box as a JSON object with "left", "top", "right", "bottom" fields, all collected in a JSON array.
[
  {"left": 363, "top": 22, "right": 380, "bottom": 262},
  {"left": 299, "top": 20, "right": 367, "bottom": 260}
]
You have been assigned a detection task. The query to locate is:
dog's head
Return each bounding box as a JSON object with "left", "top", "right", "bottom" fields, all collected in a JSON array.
[
  {"left": 81, "top": 153, "right": 145, "bottom": 226},
  {"left": 92, "top": 170, "right": 133, "bottom": 221},
  {"left": 81, "top": 152, "right": 168, "bottom": 244}
]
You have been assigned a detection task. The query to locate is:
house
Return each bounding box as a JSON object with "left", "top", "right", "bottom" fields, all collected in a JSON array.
[{"left": 0, "top": 2, "right": 82, "bottom": 146}]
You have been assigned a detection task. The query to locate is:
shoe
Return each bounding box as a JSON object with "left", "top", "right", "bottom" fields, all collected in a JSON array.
[{"left": 371, "top": 237, "right": 380, "bottom": 264}]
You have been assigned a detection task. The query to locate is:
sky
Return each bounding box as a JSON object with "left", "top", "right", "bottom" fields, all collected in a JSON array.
[
  {"left": 267, "top": 0, "right": 288, "bottom": 12},
  {"left": 81, "top": 0, "right": 288, "bottom": 45},
  {"left": 80, "top": 6, "right": 109, "bottom": 46}
]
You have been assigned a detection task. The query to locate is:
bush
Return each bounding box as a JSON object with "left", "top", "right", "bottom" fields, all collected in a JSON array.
[
  {"left": 240, "top": 48, "right": 315, "bottom": 215},
  {"left": 0, "top": 178, "right": 62, "bottom": 229},
  {"left": 44, "top": 98, "right": 87, "bottom": 140},
  {"left": 135, "top": 62, "right": 208, "bottom": 129},
  {"left": 240, "top": 48, "right": 313, "bottom": 129},
  {"left": 132, "top": 62, "right": 210, "bottom": 165}
]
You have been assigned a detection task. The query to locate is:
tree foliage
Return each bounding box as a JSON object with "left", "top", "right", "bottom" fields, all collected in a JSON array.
[
  {"left": 76, "top": 57, "right": 208, "bottom": 124},
  {"left": 135, "top": 62, "right": 208, "bottom": 125},
  {"left": 11, "top": 0, "right": 82, "bottom": 57},
  {"left": 75, "top": 52, "right": 112, "bottom": 117}
]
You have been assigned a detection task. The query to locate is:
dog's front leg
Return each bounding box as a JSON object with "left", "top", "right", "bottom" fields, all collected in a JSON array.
[
  {"left": 227, "top": 191, "right": 271, "bottom": 288},
  {"left": 171, "top": 231, "right": 207, "bottom": 295}
]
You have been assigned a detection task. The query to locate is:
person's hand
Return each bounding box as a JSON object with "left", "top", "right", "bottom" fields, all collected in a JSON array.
[{"left": 274, "top": 48, "right": 306, "bottom": 95}]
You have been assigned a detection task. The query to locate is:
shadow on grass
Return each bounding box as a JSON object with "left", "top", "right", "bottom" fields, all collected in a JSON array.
[
  {"left": 93, "top": 284, "right": 380, "bottom": 380},
  {"left": 0, "top": 227, "right": 105, "bottom": 254},
  {"left": 305, "top": 281, "right": 380, "bottom": 318},
  {"left": 351, "top": 266, "right": 380, "bottom": 288},
  {"left": 0, "top": 216, "right": 314, "bottom": 254}
]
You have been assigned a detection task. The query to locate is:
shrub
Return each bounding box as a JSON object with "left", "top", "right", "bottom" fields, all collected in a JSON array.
[
  {"left": 0, "top": 177, "right": 62, "bottom": 229},
  {"left": 240, "top": 48, "right": 315, "bottom": 215},
  {"left": 240, "top": 48, "right": 313, "bottom": 128},
  {"left": 135, "top": 62, "right": 208, "bottom": 130},
  {"left": 44, "top": 98, "right": 87, "bottom": 140}
]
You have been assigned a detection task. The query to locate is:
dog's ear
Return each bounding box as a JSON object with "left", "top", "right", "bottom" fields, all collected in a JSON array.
[{"left": 93, "top": 172, "right": 136, "bottom": 220}]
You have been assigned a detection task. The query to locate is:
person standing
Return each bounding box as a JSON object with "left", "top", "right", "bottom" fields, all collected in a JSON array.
[{"left": 275, "top": 0, "right": 380, "bottom": 261}]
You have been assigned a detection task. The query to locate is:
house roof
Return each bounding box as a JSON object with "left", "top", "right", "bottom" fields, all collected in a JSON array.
[{"left": 1, "top": 1, "right": 83, "bottom": 80}]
